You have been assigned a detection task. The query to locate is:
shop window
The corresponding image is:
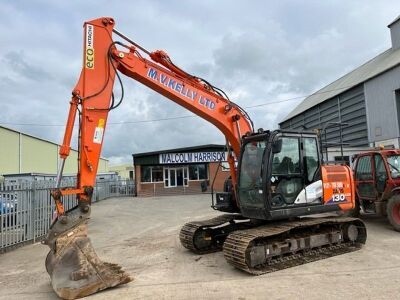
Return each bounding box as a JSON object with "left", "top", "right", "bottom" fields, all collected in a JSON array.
[
  {"left": 189, "top": 164, "right": 208, "bottom": 180},
  {"left": 141, "top": 166, "right": 163, "bottom": 183},
  {"left": 141, "top": 166, "right": 151, "bottom": 182},
  {"left": 152, "top": 166, "right": 163, "bottom": 182},
  {"left": 198, "top": 164, "right": 206, "bottom": 179},
  {"left": 189, "top": 165, "right": 198, "bottom": 180}
]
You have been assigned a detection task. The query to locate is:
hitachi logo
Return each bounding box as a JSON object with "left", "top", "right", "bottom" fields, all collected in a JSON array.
[
  {"left": 85, "top": 24, "right": 94, "bottom": 69},
  {"left": 86, "top": 25, "right": 93, "bottom": 48}
]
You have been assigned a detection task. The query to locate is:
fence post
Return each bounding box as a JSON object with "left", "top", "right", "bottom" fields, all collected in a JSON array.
[
  {"left": 31, "top": 181, "right": 36, "bottom": 243},
  {"left": 93, "top": 183, "right": 97, "bottom": 203}
]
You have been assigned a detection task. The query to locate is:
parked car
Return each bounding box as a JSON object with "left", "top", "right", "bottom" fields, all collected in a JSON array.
[{"left": 0, "top": 195, "right": 16, "bottom": 227}]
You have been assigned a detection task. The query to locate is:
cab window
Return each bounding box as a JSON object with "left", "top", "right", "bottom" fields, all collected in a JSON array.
[
  {"left": 239, "top": 141, "right": 266, "bottom": 189},
  {"left": 272, "top": 137, "right": 300, "bottom": 175},
  {"left": 387, "top": 155, "right": 400, "bottom": 178},
  {"left": 355, "top": 156, "right": 373, "bottom": 180},
  {"left": 374, "top": 154, "right": 387, "bottom": 193},
  {"left": 303, "top": 137, "right": 319, "bottom": 182}
]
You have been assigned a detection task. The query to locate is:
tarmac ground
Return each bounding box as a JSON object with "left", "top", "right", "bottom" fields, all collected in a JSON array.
[{"left": 1, "top": 194, "right": 400, "bottom": 300}]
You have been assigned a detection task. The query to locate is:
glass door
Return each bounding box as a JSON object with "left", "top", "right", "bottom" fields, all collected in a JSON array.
[
  {"left": 164, "top": 167, "right": 177, "bottom": 188},
  {"left": 355, "top": 155, "right": 377, "bottom": 200},
  {"left": 164, "top": 167, "right": 188, "bottom": 187},
  {"left": 169, "top": 168, "right": 176, "bottom": 187},
  {"left": 176, "top": 168, "right": 184, "bottom": 186}
]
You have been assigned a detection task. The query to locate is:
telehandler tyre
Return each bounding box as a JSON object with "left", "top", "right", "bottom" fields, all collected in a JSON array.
[{"left": 387, "top": 195, "right": 400, "bottom": 232}]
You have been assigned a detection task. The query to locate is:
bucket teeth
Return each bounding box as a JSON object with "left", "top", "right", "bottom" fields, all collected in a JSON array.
[{"left": 45, "top": 223, "right": 132, "bottom": 299}]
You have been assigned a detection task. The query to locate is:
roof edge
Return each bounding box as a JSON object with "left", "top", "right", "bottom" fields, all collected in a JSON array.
[
  {"left": 388, "top": 15, "right": 400, "bottom": 28},
  {"left": 0, "top": 125, "right": 109, "bottom": 161},
  {"left": 280, "top": 47, "right": 400, "bottom": 123}
]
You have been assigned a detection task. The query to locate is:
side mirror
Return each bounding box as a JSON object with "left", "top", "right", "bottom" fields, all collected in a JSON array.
[{"left": 272, "top": 139, "right": 282, "bottom": 154}]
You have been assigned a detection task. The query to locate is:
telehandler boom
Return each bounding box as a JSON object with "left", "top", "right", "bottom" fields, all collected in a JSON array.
[{"left": 45, "top": 17, "right": 367, "bottom": 299}]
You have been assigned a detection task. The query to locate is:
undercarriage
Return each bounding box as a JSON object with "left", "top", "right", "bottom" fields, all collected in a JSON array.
[{"left": 180, "top": 214, "right": 367, "bottom": 274}]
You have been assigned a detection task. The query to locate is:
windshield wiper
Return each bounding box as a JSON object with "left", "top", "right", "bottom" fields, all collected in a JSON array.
[{"left": 387, "top": 161, "right": 400, "bottom": 172}]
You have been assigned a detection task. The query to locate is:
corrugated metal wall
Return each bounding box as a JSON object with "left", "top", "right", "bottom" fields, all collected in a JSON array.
[
  {"left": 390, "top": 20, "right": 400, "bottom": 50},
  {"left": 364, "top": 65, "right": 400, "bottom": 144},
  {"left": 280, "top": 84, "right": 369, "bottom": 147},
  {"left": 20, "top": 135, "right": 58, "bottom": 173},
  {"left": 0, "top": 127, "right": 109, "bottom": 174},
  {"left": 0, "top": 129, "right": 19, "bottom": 174}
]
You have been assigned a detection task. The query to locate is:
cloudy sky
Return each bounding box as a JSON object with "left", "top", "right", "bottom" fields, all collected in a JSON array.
[{"left": 1, "top": 1, "right": 399, "bottom": 165}]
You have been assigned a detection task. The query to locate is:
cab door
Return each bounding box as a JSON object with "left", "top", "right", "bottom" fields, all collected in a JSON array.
[
  {"left": 355, "top": 155, "right": 378, "bottom": 200},
  {"left": 374, "top": 154, "right": 388, "bottom": 197},
  {"left": 270, "top": 136, "right": 304, "bottom": 205}
]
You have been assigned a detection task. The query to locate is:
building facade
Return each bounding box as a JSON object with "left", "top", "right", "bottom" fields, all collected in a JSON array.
[
  {"left": 109, "top": 164, "right": 134, "bottom": 180},
  {"left": 133, "top": 145, "right": 230, "bottom": 197},
  {"left": 280, "top": 16, "right": 400, "bottom": 159},
  {"left": 0, "top": 126, "right": 109, "bottom": 175}
]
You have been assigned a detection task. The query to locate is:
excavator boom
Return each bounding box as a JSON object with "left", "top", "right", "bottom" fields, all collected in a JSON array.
[
  {"left": 44, "top": 17, "right": 253, "bottom": 299},
  {"left": 55, "top": 17, "right": 252, "bottom": 208}
]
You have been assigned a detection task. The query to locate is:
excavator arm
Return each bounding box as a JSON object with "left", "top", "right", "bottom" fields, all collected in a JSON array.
[
  {"left": 45, "top": 17, "right": 253, "bottom": 299},
  {"left": 54, "top": 17, "right": 253, "bottom": 215}
]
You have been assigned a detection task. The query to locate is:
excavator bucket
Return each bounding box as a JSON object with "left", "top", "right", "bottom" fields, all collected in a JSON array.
[{"left": 45, "top": 218, "right": 131, "bottom": 299}]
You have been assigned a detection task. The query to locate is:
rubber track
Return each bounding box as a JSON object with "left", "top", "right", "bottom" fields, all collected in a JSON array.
[
  {"left": 223, "top": 217, "right": 365, "bottom": 275},
  {"left": 179, "top": 214, "right": 244, "bottom": 254}
]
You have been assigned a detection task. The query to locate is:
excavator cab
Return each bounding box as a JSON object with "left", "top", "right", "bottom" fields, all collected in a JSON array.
[{"left": 235, "top": 130, "right": 343, "bottom": 220}]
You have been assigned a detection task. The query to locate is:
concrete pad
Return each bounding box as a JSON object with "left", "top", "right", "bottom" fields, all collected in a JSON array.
[{"left": 0, "top": 195, "right": 400, "bottom": 299}]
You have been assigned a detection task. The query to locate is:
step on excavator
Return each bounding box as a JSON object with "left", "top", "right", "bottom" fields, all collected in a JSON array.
[{"left": 44, "top": 17, "right": 367, "bottom": 299}]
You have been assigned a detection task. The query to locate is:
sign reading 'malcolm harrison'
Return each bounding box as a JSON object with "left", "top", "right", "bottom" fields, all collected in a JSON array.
[{"left": 159, "top": 152, "right": 228, "bottom": 164}]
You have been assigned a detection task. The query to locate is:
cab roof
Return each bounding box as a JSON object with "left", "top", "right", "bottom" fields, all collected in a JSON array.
[{"left": 354, "top": 149, "right": 400, "bottom": 158}]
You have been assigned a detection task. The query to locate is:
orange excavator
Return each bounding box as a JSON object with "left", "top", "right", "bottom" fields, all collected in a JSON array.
[{"left": 44, "top": 17, "right": 367, "bottom": 299}]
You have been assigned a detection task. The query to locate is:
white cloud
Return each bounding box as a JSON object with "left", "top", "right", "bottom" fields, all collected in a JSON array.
[{"left": 0, "top": 0, "right": 399, "bottom": 165}]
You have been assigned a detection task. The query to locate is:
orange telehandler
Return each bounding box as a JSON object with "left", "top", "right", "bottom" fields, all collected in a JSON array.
[{"left": 44, "top": 17, "right": 367, "bottom": 299}]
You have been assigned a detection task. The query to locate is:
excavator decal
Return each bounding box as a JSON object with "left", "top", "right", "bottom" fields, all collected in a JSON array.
[
  {"left": 147, "top": 67, "right": 216, "bottom": 109},
  {"left": 93, "top": 118, "right": 105, "bottom": 144},
  {"left": 147, "top": 68, "right": 198, "bottom": 100},
  {"left": 85, "top": 24, "right": 94, "bottom": 69}
]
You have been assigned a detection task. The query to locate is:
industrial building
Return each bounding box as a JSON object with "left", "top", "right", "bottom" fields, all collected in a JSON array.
[
  {"left": 133, "top": 144, "right": 230, "bottom": 197},
  {"left": 109, "top": 164, "right": 135, "bottom": 180},
  {"left": 0, "top": 125, "right": 109, "bottom": 175},
  {"left": 280, "top": 16, "right": 400, "bottom": 161}
]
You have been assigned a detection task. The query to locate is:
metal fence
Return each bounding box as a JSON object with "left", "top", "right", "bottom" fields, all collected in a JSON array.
[{"left": 0, "top": 179, "right": 134, "bottom": 253}]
